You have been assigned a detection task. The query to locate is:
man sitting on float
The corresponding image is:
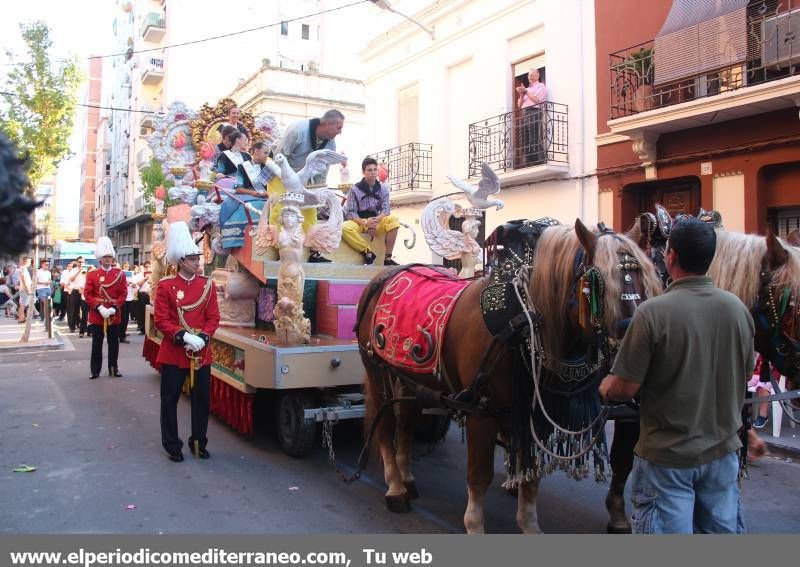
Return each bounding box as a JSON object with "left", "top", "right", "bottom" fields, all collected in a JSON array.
[
  {"left": 218, "top": 141, "right": 270, "bottom": 249},
  {"left": 341, "top": 157, "right": 400, "bottom": 265}
]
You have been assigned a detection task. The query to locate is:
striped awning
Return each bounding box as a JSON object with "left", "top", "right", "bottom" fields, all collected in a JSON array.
[{"left": 654, "top": 0, "right": 749, "bottom": 85}]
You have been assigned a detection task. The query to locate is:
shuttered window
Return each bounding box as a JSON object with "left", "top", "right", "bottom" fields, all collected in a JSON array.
[{"left": 654, "top": 0, "right": 749, "bottom": 86}]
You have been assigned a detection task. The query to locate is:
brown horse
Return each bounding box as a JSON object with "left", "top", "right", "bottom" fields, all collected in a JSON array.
[
  {"left": 602, "top": 220, "right": 800, "bottom": 533},
  {"left": 355, "top": 220, "right": 662, "bottom": 533}
]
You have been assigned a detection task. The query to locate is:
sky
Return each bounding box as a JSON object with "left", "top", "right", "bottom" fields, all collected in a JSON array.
[{"left": 1, "top": 1, "right": 114, "bottom": 235}]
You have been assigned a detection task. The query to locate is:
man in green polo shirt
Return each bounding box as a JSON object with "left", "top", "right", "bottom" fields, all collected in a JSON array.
[{"left": 599, "top": 216, "right": 754, "bottom": 533}]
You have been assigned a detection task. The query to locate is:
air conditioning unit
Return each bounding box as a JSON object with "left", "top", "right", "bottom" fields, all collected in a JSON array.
[
  {"left": 307, "top": 60, "right": 319, "bottom": 72},
  {"left": 762, "top": 11, "right": 800, "bottom": 68}
]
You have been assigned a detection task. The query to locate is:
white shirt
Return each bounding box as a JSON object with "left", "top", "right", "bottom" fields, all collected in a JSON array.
[
  {"left": 36, "top": 268, "right": 52, "bottom": 290},
  {"left": 16, "top": 266, "right": 32, "bottom": 293}
]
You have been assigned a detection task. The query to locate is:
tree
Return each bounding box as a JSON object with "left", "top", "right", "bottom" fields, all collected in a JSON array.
[
  {"left": 0, "top": 21, "right": 82, "bottom": 342},
  {"left": 140, "top": 157, "right": 175, "bottom": 213},
  {"left": 0, "top": 21, "right": 83, "bottom": 196}
]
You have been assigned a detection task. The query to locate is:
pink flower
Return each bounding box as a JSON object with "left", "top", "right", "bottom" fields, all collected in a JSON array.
[
  {"left": 172, "top": 131, "right": 186, "bottom": 149},
  {"left": 155, "top": 185, "right": 166, "bottom": 200}
]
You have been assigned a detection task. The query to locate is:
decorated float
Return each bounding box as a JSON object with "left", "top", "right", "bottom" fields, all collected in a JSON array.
[{"left": 141, "top": 98, "right": 419, "bottom": 456}]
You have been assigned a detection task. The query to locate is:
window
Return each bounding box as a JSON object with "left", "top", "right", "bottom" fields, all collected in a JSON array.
[
  {"left": 301, "top": 24, "right": 310, "bottom": 40},
  {"left": 280, "top": 21, "right": 288, "bottom": 36},
  {"left": 397, "top": 83, "right": 419, "bottom": 146}
]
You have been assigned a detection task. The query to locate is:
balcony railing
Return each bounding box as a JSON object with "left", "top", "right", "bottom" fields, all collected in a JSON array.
[
  {"left": 141, "top": 13, "right": 166, "bottom": 42},
  {"left": 610, "top": 8, "right": 800, "bottom": 119},
  {"left": 468, "top": 102, "right": 568, "bottom": 178},
  {"left": 367, "top": 143, "right": 433, "bottom": 194}
]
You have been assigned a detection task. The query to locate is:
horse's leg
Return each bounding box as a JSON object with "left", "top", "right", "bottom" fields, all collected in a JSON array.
[
  {"left": 393, "top": 382, "right": 418, "bottom": 500},
  {"left": 606, "top": 420, "right": 638, "bottom": 534},
  {"left": 367, "top": 371, "right": 410, "bottom": 513},
  {"left": 464, "top": 414, "right": 498, "bottom": 534},
  {"left": 516, "top": 476, "right": 543, "bottom": 534}
]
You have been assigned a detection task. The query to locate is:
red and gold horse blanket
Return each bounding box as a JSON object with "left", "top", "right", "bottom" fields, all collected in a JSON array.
[{"left": 371, "top": 266, "right": 472, "bottom": 374}]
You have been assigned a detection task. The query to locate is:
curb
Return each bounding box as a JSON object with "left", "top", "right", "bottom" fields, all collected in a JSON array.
[
  {"left": 763, "top": 438, "right": 800, "bottom": 460},
  {"left": 0, "top": 333, "right": 65, "bottom": 355}
]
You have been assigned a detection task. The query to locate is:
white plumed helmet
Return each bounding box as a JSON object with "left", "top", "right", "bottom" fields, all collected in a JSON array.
[
  {"left": 95, "top": 236, "right": 116, "bottom": 258},
  {"left": 165, "top": 221, "right": 201, "bottom": 265}
]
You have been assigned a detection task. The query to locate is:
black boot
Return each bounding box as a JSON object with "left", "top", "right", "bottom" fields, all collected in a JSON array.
[
  {"left": 308, "top": 250, "right": 332, "bottom": 263},
  {"left": 109, "top": 367, "right": 123, "bottom": 378}
]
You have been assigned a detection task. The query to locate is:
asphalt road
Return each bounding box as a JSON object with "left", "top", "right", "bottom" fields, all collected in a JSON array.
[{"left": 1, "top": 324, "right": 798, "bottom": 534}]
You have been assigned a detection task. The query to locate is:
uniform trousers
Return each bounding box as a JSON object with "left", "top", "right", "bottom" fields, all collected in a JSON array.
[
  {"left": 136, "top": 292, "right": 150, "bottom": 333},
  {"left": 160, "top": 363, "right": 211, "bottom": 454},
  {"left": 89, "top": 322, "right": 120, "bottom": 376}
]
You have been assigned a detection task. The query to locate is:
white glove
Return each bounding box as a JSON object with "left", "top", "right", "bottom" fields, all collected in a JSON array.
[
  {"left": 98, "top": 306, "right": 110, "bottom": 319},
  {"left": 182, "top": 332, "right": 205, "bottom": 352},
  {"left": 107, "top": 307, "right": 116, "bottom": 316}
]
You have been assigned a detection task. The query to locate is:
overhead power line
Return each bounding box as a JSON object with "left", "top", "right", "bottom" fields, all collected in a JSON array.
[
  {"left": 0, "top": 91, "right": 153, "bottom": 114},
  {"left": 1, "top": 0, "right": 368, "bottom": 65}
]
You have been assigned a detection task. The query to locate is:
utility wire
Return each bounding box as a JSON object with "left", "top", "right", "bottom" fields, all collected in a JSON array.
[
  {"left": 0, "top": 91, "right": 153, "bottom": 114},
  {"left": 90, "top": 0, "right": 368, "bottom": 60},
  {"left": 0, "top": 0, "right": 368, "bottom": 65}
]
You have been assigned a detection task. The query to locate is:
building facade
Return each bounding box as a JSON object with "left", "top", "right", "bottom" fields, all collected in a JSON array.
[
  {"left": 358, "top": 0, "right": 598, "bottom": 263},
  {"left": 78, "top": 57, "right": 103, "bottom": 242},
  {"left": 595, "top": 0, "right": 800, "bottom": 235}
]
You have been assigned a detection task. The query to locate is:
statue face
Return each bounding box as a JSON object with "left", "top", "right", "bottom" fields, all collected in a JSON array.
[{"left": 282, "top": 210, "right": 300, "bottom": 229}]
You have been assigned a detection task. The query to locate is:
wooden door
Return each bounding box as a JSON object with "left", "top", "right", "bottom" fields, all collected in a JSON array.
[{"left": 637, "top": 177, "right": 700, "bottom": 218}]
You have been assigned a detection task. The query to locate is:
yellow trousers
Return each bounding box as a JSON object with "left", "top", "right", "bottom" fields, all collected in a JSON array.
[
  {"left": 342, "top": 216, "right": 401, "bottom": 253},
  {"left": 267, "top": 177, "right": 317, "bottom": 232}
]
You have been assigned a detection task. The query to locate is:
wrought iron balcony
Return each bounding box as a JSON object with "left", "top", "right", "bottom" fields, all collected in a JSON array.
[
  {"left": 141, "top": 13, "right": 166, "bottom": 43},
  {"left": 468, "top": 102, "right": 568, "bottom": 178},
  {"left": 367, "top": 143, "right": 433, "bottom": 202},
  {"left": 609, "top": 8, "right": 800, "bottom": 119}
]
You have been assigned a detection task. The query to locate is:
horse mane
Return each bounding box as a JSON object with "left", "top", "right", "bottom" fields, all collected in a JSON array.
[
  {"left": 709, "top": 231, "right": 800, "bottom": 316},
  {"left": 529, "top": 224, "right": 663, "bottom": 360}
]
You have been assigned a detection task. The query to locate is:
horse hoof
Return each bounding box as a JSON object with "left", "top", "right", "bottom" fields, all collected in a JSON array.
[
  {"left": 403, "top": 481, "right": 419, "bottom": 500},
  {"left": 606, "top": 522, "right": 632, "bottom": 534},
  {"left": 385, "top": 494, "right": 411, "bottom": 513}
]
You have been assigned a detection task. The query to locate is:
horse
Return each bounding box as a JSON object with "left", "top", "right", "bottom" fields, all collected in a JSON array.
[
  {"left": 354, "top": 219, "right": 663, "bottom": 533},
  {"left": 601, "top": 213, "right": 800, "bottom": 534}
]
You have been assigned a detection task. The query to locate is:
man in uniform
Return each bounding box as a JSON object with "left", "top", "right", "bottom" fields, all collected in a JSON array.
[
  {"left": 154, "top": 221, "right": 220, "bottom": 462},
  {"left": 84, "top": 237, "right": 128, "bottom": 379}
]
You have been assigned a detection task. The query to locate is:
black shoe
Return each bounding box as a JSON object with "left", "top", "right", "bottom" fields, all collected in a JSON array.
[
  {"left": 119, "top": 339, "right": 130, "bottom": 344},
  {"left": 189, "top": 440, "right": 210, "bottom": 459},
  {"left": 383, "top": 257, "right": 400, "bottom": 266},
  {"left": 363, "top": 251, "right": 376, "bottom": 265},
  {"left": 109, "top": 368, "right": 123, "bottom": 378},
  {"left": 89, "top": 374, "right": 99, "bottom": 380},
  {"left": 308, "top": 250, "right": 332, "bottom": 263},
  {"left": 168, "top": 451, "right": 184, "bottom": 462},
  {"left": 753, "top": 415, "right": 769, "bottom": 429},
  {"left": 79, "top": 333, "right": 84, "bottom": 338}
]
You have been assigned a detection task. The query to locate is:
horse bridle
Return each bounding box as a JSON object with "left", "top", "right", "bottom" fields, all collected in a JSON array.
[{"left": 755, "top": 264, "right": 800, "bottom": 382}]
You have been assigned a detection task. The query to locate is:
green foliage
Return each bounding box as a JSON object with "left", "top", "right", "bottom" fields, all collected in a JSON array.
[
  {"left": 625, "top": 48, "right": 654, "bottom": 85},
  {"left": 0, "top": 22, "right": 83, "bottom": 195},
  {"left": 139, "top": 157, "right": 174, "bottom": 212}
]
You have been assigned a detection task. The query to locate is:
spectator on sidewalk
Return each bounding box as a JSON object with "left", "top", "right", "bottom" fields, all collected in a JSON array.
[
  {"left": 135, "top": 261, "right": 152, "bottom": 335},
  {"left": 60, "top": 262, "right": 76, "bottom": 324},
  {"left": 15, "top": 257, "right": 33, "bottom": 322},
  {"left": 67, "top": 257, "right": 89, "bottom": 337},
  {"left": 0, "top": 276, "right": 13, "bottom": 318},
  {"left": 50, "top": 266, "right": 64, "bottom": 320},
  {"left": 119, "top": 261, "right": 136, "bottom": 343},
  {"left": 35, "top": 259, "right": 52, "bottom": 321}
]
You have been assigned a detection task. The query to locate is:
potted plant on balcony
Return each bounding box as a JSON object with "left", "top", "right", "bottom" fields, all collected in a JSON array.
[{"left": 625, "top": 47, "right": 654, "bottom": 112}]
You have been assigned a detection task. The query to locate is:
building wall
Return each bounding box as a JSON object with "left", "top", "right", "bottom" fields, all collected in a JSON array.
[
  {"left": 79, "top": 57, "right": 103, "bottom": 241},
  {"left": 360, "top": 0, "right": 598, "bottom": 263}
]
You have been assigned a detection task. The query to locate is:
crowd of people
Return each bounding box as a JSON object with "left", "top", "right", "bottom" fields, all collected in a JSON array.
[{"left": 0, "top": 255, "right": 152, "bottom": 339}]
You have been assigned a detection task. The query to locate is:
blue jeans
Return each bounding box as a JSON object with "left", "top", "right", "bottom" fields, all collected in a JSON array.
[{"left": 630, "top": 452, "right": 744, "bottom": 534}]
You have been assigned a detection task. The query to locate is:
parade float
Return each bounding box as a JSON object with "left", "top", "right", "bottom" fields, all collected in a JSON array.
[{"left": 141, "top": 98, "right": 418, "bottom": 456}]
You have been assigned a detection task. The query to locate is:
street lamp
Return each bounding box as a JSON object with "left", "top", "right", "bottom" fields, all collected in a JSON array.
[{"left": 368, "top": 0, "right": 435, "bottom": 39}]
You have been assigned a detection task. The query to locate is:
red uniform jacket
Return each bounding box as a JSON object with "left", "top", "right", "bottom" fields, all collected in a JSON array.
[
  {"left": 154, "top": 274, "right": 221, "bottom": 368},
  {"left": 84, "top": 267, "right": 127, "bottom": 326}
]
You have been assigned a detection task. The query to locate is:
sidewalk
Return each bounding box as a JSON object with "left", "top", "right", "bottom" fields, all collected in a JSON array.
[{"left": 0, "top": 315, "right": 64, "bottom": 353}]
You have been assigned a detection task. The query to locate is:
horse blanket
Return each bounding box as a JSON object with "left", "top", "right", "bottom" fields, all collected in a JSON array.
[{"left": 372, "top": 266, "right": 471, "bottom": 374}]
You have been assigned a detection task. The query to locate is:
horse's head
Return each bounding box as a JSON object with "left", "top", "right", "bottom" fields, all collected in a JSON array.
[
  {"left": 708, "top": 229, "right": 800, "bottom": 382},
  {"left": 529, "top": 220, "right": 663, "bottom": 362},
  {"left": 626, "top": 204, "right": 673, "bottom": 286}
]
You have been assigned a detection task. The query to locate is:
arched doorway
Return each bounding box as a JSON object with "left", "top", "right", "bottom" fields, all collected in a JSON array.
[{"left": 760, "top": 162, "right": 800, "bottom": 236}]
